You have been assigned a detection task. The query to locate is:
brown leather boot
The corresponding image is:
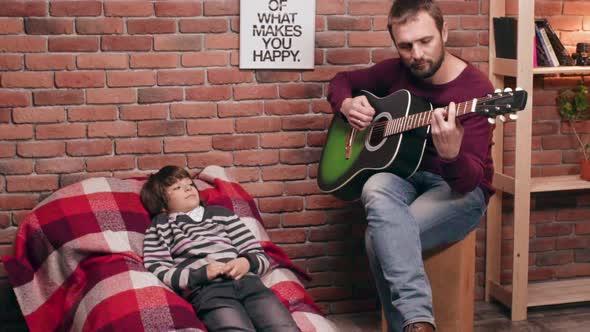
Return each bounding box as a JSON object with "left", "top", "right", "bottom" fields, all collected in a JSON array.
[{"left": 403, "top": 322, "right": 435, "bottom": 332}]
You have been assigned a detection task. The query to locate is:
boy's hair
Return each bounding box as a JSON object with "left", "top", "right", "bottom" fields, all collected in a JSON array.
[
  {"left": 387, "top": 0, "right": 444, "bottom": 39},
  {"left": 140, "top": 165, "right": 192, "bottom": 217}
]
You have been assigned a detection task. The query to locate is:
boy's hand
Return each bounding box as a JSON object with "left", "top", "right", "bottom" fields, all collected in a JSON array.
[
  {"left": 206, "top": 261, "right": 226, "bottom": 281},
  {"left": 222, "top": 257, "right": 250, "bottom": 280}
]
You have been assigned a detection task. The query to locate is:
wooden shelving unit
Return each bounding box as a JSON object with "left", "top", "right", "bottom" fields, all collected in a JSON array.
[{"left": 486, "top": 0, "right": 590, "bottom": 321}]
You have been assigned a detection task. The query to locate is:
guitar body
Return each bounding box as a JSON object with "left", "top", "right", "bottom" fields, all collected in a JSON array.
[{"left": 318, "top": 89, "right": 432, "bottom": 200}]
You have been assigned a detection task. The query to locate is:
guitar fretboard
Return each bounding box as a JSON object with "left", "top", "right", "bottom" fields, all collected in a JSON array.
[{"left": 377, "top": 98, "right": 478, "bottom": 137}]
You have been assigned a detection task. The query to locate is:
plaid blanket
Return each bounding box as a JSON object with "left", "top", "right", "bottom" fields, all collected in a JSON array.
[{"left": 3, "top": 166, "right": 336, "bottom": 332}]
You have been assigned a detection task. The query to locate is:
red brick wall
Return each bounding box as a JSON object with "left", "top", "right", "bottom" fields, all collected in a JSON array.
[{"left": 4, "top": 0, "right": 585, "bottom": 318}]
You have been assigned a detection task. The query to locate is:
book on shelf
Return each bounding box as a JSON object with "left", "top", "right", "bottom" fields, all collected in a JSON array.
[
  {"left": 539, "top": 26, "right": 560, "bottom": 66},
  {"left": 533, "top": 35, "right": 538, "bottom": 67},
  {"left": 535, "top": 34, "right": 550, "bottom": 67},
  {"left": 535, "top": 24, "right": 555, "bottom": 66},
  {"left": 492, "top": 17, "right": 573, "bottom": 67},
  {"left": 493, "top": 17, "right": 517, "bottom": 59},
  {"left": 536, "top": 18, "right": 575, "bottom": 66}
]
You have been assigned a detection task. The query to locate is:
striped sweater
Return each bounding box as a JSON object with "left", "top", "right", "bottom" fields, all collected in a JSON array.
[{"left": 142, "top": 205, "right": 270, "bottom": 295}]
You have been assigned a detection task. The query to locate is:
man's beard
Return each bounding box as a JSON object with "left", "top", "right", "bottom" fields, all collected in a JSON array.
[{"left": 409, "top": 48, "right": 445, "bottom": 79}]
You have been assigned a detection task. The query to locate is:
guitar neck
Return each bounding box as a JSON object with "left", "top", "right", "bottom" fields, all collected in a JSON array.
[{"left": 380, "top": 98, "right": 477, "bottom": 137}]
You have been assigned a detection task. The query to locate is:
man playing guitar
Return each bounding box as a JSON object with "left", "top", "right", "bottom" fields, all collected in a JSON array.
[{"left": 327, "top": 1, "right": 495, "bottom": 331}]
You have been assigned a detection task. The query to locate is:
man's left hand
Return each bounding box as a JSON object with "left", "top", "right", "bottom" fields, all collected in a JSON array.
[
  {"left": 222, "top": 257, "right": 250, "bottom": 280},
  {"left": 430, "top": 102, "right": 464, "bottom": 160}
]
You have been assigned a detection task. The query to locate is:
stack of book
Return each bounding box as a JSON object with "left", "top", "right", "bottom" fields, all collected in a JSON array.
[
  {"left": 534, "top": 18, "right": 574, "bottom": 67},
  {"left": 493, "top": 17, "right": 575, "bottom": 67}
]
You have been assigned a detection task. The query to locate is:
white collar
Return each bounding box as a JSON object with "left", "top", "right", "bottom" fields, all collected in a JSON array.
[{"left": 168, "top": 205, "right": 204, "bottom": 222}]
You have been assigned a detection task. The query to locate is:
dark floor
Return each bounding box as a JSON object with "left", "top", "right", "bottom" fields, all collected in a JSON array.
[
  {"left": 3, "top": 300, "right": 590, "bottom": 331},
  {"left": 474, "top": 301, "right": 590, "bottom": 332},
  {"left": 329, "top": 301, "right": 590, "bottom": 332}
]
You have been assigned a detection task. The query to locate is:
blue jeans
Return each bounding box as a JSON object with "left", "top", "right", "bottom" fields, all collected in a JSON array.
[{"left": 361, "top": 171, "right": 487, "bottom": 332}]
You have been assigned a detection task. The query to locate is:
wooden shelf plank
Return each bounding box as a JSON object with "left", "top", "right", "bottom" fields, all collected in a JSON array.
[
  {"left": 530, "top": 175, "right": 590, "bottom": 192},
  {"left": 487, "top": 280, "right": 512, "bottom": 308},
  {"left": 493, "top": 174, "right": 590, "bottom": 193},
  {"left": 493, "top": 172, "right": 515, "bottom": 195},
  {"left": 491, "top": 59, "right": 590, "bottom": 77},
  {"left": 528, "top": 279, "right": 590, "bottom": 307},
  {"left": 533, "top": 66, "right": 590, "bottom": 75},
  {"left": 492, "top": 278, "right": 590, "bottom": 308}
]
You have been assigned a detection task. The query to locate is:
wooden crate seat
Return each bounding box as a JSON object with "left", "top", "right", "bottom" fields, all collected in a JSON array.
[{"left": 382, "top": 231, "right": 476, "bottom": 332}]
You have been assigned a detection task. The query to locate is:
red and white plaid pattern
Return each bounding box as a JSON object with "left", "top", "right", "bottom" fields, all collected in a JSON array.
[{"left": 3, "top": 166, "right": 337, "bottom": 332}]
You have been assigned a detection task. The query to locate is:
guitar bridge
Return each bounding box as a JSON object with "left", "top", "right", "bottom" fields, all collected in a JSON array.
[{"left": 345, "top": 128, "right": 356, "bottom": 160}]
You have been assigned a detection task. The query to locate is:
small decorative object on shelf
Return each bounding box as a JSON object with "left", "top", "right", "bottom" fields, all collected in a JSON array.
[
  {"left": 557, "top": 83, "right": 590, "bottom": 180},
  {"left": 573, "top": 43, "right": 590, "bottom": 66}
]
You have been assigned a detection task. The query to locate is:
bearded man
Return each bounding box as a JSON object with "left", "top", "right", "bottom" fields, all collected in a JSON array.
[{"left": 327, "top": 1, "right": 495, "bottom": 331}]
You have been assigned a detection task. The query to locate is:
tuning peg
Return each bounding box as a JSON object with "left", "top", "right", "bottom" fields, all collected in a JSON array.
[
  {"left": 509, "top": 113, "right": 518, "bottom": 120},
  {"left": 498, "top": 115, "right": 506, "bottom": 122},
  {"left": 488, "top": 118, "right": 496, "bottom": 124},
  {"left": 503, "top": 87, "right": 513, "bottom": 93},
  {"left": 494, "top": 88, "right": 502, "bottom": 93},
  {"left": 515, "top": 87, "right": 523, "bottom": 91}
]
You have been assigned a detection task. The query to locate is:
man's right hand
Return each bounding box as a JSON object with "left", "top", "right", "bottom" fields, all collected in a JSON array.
[
  {"left": 206, "top": 261, "right": 226, "bottom": 280},
  {"left": 341, "top": 95, "right": 375, "bottom": 130}
]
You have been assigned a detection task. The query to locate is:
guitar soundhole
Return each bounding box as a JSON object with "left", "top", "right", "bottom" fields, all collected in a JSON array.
[{"left": 369, "top": 118, "right": 387, "bottom": 147}]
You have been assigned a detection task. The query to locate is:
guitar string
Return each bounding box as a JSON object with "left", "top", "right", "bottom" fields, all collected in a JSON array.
[
  {"left": 369, "top": 100, "right": 474, "bottom": 134},
  {"left": 367, "top": 94, "right": 520, "bottom": 138},
  {"left": 368, "top": 94, "right": 518, "bottom": 133}
]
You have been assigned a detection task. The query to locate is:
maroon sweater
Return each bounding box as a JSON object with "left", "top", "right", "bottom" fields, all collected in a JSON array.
[{"left": 327, "top": 58, "right": 496, "bottom": 201}]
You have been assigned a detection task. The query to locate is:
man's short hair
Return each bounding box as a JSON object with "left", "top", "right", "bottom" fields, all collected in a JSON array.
[
  {"left": 387, "top": 0, "right": 444, "bottom": 38},
  {"left": 140, "top": 165, "right": 192, "bottom": 217}
]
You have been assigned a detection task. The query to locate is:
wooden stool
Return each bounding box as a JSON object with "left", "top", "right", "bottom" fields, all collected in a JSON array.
[{"left": 381, "top": 231, "right": 476, "bottom": 332}]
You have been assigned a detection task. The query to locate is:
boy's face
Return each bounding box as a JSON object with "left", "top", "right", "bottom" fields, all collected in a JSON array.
[{"left": 165, "top": 177, "right": 200, "bottom": 214}]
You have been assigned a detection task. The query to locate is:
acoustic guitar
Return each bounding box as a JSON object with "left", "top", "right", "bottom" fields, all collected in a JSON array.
[{"left": 317, "top": 88, "right": 528, "bottom": 200}]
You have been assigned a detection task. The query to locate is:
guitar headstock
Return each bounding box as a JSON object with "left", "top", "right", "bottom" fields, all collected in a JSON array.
[{"left": 476, "top": 87, "right": 528, "bottom": 124}]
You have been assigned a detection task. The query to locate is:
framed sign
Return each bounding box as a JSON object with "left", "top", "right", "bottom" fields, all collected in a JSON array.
[{"left": 239, "top": 0, "right": 316, "bottom": 69}]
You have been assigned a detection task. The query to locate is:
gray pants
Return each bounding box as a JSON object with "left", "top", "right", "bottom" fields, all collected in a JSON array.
[{"left": 189, "top": 276, "right": 300, "bottom": 332}]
